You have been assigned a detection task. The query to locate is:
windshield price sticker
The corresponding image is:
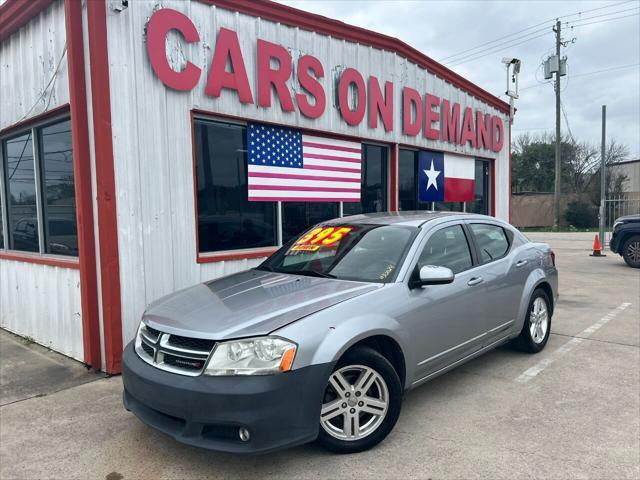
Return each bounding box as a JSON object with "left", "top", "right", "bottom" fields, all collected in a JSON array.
[{"left": 289, "top": 226, "right": 353, "bottom": 253}]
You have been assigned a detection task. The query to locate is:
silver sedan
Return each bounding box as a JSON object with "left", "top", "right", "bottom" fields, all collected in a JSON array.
[{"left": 122, "top": 211, "right": 558, "bottom": 454}]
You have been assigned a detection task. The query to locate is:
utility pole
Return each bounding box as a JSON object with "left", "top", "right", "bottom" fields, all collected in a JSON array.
[
  {"left": 553, "top": 19, "right": 562, "bottom": 230},
  {"left": 599, "top": 105, "right": 607, "bottom": 245}
]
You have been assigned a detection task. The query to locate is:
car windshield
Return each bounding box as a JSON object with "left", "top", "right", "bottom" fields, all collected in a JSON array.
[{"left": 257, "top": 223, "right": 417, "bottom": 283}]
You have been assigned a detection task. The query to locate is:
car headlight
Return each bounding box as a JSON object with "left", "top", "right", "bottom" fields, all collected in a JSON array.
[
  {"left": 613, "top": 221, "right": 623, "bottom": 231},
  {"left": 203, "top": 336, "right": 297, "bottom": 376}
]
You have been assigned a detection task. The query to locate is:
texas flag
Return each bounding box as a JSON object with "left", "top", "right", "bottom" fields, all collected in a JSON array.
[{"left": 418, "top": 150, "right": 475, "bottom": 202}]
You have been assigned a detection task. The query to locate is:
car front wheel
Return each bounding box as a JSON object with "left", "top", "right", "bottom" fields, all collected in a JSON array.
[
  {"left": 316, "top": 346, "right": 402, "bottom": 453},
  {"left": 622, "top": 235, "right": 640, "bottom": 268}
]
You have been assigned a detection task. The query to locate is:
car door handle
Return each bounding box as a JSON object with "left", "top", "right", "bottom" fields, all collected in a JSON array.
[
  {"left": 467, "top": 277, "right": 484, "bottom": 286},
  {"left": 516, "top": 260, "right": 528, "bottom": 268}
]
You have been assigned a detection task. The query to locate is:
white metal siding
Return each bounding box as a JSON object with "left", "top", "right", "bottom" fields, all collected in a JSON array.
[
  {"left": 0, "top": 259, "right": 84, "bottom": 361},
  {"left": 105, "top": 1, "right": 511, "bottom": 344},
  {"left": 0, "top": 0, "right": 83, "bottom": 361},
  {"left": 0, "top": 0, "right": 69, "bottom": 129}
]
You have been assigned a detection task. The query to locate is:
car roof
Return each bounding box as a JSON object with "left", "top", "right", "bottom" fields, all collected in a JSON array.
[{"left": 323, "top": 211, "right": 498, "bottom": 228}]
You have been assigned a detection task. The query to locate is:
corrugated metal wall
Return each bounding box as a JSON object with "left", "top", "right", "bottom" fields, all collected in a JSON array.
[
  {"left": 0, "top": 260, "right": 84, "bottom": 360},
  {"left": 105, "top": 1, "right": 511, "bottom": 344},
  {"left": 0, "top": 0, "right": 69, "bottom": 129},
  {"left": 0, "top": 0, "right": 83, "bottom": 361}
]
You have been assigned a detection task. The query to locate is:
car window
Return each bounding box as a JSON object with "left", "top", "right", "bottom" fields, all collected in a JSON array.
[
  {"left": 258, "top": 224, "right": 417, "bottom": 283},
  {"left": 417, "top": 224, "right": 473, "bottom": 274},
  {"left": 470, "top": 223, "right": 510, "bottom": 263}
]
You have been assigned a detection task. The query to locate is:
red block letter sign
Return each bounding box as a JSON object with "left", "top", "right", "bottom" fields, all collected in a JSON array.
[
  {"left": 368, "top": 76, "right": 393, "bottom": 132},
  {"left": 296, "top": 55, "right": 326, "bottom": 119},
  {"left": 441, "top": 100, "right": 460, "bottom": 144},
  {"left": 459, "top": 107, "right": 476, "bottom": 148},
  {"left": 402, "top": 87, "right": 422, "bottom": 136},
  {"left": 492, "top": 116, "right": 505, "bottom": 152},
  {"left": 338, "top": 68, "right": 366, "bottom": 126},
  {"left": 476, "top": 111, "right": 491, "bottom": 150},
  {"left": 257, "top": 39, "right": 295, "bottom": 112},
  {"left": 205, "top": 28, "right": 254, "bottom": 103},
  {"left": 146, "top": 9, "right": 201, "bottom": 91},
  {"left": 424, "top": 94, "right": 440, "bottom": 140}
]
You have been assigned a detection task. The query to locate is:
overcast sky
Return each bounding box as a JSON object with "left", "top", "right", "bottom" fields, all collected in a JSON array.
[{"left": 279, "top": 0, "right": 640, "bottom": 158}]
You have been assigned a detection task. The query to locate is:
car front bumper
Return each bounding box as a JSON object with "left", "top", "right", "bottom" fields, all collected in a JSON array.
[
  {"left": 610, "top": 230, "right": 622, "bottom": 254},
  {"left": 122, "top": 343, "right": 333, "bottom": 454}
]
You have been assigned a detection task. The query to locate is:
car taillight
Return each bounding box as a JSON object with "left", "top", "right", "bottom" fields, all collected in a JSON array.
[{"left": 550, "top": 250, "right": 556, "bottom": 267}]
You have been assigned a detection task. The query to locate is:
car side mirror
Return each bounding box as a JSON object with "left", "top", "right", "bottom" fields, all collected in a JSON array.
[{"left": 414, "top": 265, "right": 455, "bottom": 287}]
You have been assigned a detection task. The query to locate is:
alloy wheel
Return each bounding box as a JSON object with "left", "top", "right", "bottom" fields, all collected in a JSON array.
[
  {"left": 626, "top": 240, "right": 640, "bottom": 263},
  {"left": 320, "top": 365, "right": 389, "bottom": 441},
  {"left": 529, "top": 297, "right": 549, "bottom": 344}
]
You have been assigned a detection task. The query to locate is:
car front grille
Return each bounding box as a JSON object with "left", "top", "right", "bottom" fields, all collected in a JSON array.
[{"left": 135, "top": 323, "right": 215, "bottom": 376}]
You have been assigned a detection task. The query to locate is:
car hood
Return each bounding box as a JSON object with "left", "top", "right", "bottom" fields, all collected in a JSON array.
[
  {"left": 615, "top": 214, "right": 640, "bottom": 224},
  {"left": 143, "top": 269, "right": 381, "bottom": 340}
]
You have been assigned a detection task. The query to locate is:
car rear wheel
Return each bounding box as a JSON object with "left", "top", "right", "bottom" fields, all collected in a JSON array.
[
  {"left": 511, "top": 288, "right": 551, "bottom": 353},
  {"left": 622, "top": 235, "right": 640, "bottom": 268},
  {"left": 316, "top": 346, "right": 402, "bottom": 453}
]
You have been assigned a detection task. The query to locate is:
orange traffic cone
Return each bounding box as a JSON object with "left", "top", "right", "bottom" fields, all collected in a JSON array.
[{"left": 590, "top": 234, "right": 606, "bottom": 257}]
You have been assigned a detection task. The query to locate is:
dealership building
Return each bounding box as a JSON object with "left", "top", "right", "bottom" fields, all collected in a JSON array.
[{"left": 0, "top": 0, "right": 512, "bottom": 373}]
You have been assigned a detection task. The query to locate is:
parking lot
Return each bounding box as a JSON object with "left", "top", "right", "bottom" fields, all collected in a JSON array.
[{"left": 1, "top": 232, "right": 638, "bottom": 479}]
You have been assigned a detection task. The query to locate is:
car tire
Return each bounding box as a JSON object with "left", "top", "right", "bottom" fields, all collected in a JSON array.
[
  {"left": 316, "top": 346, "right": 402, "bottom": 454},
  {"left": 511, "top": 288, "right": 552, "bottom": 353},
  {"left": 622, "top": 235, "right": 640, "bottom": 268}
]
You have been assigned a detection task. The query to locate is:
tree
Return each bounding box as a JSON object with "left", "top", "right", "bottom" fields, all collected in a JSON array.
[
  {"left": 512, "top": 133, "right": 630, "bottom": 200},
  {"left": 511, "top": 133, "right": 576, "bottom": 193}
]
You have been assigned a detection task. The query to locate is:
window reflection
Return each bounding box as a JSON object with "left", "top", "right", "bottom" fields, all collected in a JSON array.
[
  {"left": 40, "top": 120, "right": 77, "bottom": 256},
  {"left": 282, "top": 202, "right": 339, "bottom": 244},
  {"left": 343, "top": 144, "right": 388, "bottom": 216},
  {"left": 195, "top": 120, "right": 277, "bottom": 252},
  {"left": 5, "top": 132, "right": 39, "bottom": 252}
]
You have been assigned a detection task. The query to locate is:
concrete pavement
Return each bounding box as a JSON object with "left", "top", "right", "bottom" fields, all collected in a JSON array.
[{"left": 1, "top": 232, "right": 638, "bottom": 479}]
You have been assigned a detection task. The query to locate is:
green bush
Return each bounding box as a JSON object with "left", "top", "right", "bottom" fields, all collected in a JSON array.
[{"left": 565, "top": 201, "right": 595, "bottom": 229}]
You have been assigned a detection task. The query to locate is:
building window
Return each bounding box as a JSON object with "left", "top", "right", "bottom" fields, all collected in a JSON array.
[
  {"left": 343, "top": 144, "right": 388, "bottom": 216},
  {"left": 0, "top": 118, "right": 76, "bottom": 256},
  {"left": 399, "top": 149, "right": 491, "bottom": 215},
  {"left": 282, "top": 202, "right": 339, "bottom": 244},
  {"left": 399, "top": 149, "right": 429, "bottom": 211},
  {"left": 0, "top": 193, "right": 4, "bottom": 249},
  {"left": 468, "top": 159, "right": 490, "bottom": 215},
  {"left": 194, "top": 119, "right": 277, "bottom": 253},
  {"left": 194, "top": 117, "right": 395, "bottom": 256}
]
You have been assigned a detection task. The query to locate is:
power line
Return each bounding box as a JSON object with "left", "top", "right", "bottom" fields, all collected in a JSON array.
[
  {"left": 443, "top": 27, "right": 551, "bottom": 66},
  {"left": 569, "top": 12, "right": 639, "bottom": 28},
  {"left": 447, "top": 31, "right": 551, "bottom": 67},
  {"left": 438, "top": 0, "right": 635, "bottom": 62},
  {"left": 565, "top": 6, "right": 639, "bottom": 25},
  {"left": 561, "top": 101, "right": 576, "bottom": 144},
  {"left": 520, "top": 63, "right": 640, "bottom": 90},
  {"left": 450, "top": 6, "right": 638, "bottom": 68}
]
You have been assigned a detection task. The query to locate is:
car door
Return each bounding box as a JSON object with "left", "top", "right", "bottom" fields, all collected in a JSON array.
[
  {"left": 398, "top": 222, "right": 487, "bottom": 382},
  {"left": 466, "top": 222, "right": 531, "bottom": 346}
]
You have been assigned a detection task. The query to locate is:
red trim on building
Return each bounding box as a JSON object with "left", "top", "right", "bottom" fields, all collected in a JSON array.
[
  {"left": 1, "top": 0, "right": 508, "bottom": 115},
  {"left": 202, "top": 0, "right": 510, "bottom": 115},
  {"left": 198, "top": 247, "right": 279, "bottom": 264},
  {"left": 389, "top": 144, "right": 399, "bottom": 211},
  {"left": 64, "top": 0, "right": 102, "bottom": 370},
  {"left": 0, "top": 0, "right": 53, "bottom": 42},
  {"left": 86, "top": 0, "right": 123, "bottom": 375},
  {"left": 490, "top": 159, "right": 496, "bottom": 217},
  {"left": 0, "top": 104, "right": 70, "bottom": 137},
  {"left": 508, "top": 124, "right": 512, "bottom": 222},
  {"left": 0, "top": 251, "right": 79, "bottom": 269}
]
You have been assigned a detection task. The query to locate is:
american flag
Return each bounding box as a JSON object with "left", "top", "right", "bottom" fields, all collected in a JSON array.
[{"left": 247, "top": 123, "right": 362, "bottom": 202}]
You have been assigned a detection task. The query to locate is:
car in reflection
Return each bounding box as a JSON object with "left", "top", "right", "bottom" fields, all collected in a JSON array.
[{"left": 122, "top": 212, "right": 558, "bottom": 454}]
